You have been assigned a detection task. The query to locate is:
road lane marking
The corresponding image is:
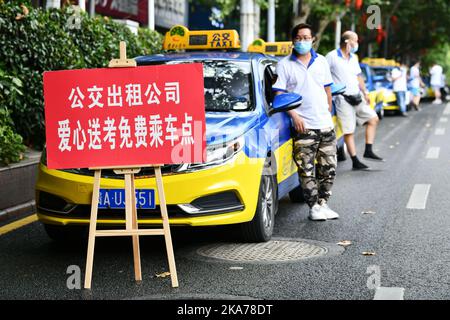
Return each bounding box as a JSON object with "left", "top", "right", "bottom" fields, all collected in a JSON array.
[
  {"left": 373, "top": 287, "right": 405, "bottom": 300},
  {"left": 406, "top": 184, "right": 431, "bottom": 209},
  {"left": 444, "top": 104, "right": 450, "bottom": 115},
  {"left": 426, "top": 147, "right": 440, "bottom": 159},
  {"left": 439, "top": 117, "right": 448, "bottom": 123},
  {"left": 435, "top": 128, "right": 446, "bottom": 135},
  {"left": 0, "top": 214, "right": 38, "bottom": 236}
]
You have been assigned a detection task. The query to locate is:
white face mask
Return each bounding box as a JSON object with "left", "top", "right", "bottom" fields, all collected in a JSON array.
[
  {"left": 346, "top": 40, "right": 358, "bottom": 54},
  {"left": 350, "top": 44, "right": 359, "bottom": 53}
]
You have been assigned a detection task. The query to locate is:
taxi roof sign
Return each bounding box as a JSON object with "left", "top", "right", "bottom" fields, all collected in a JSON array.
[
  {"left": 362, "top": 57, "right": 400, "bottom": 67},
  {"left": 247, "top": 39, "right": 292, "bottom": 56},
  {"left": 163, "top": 25, "right": 240, "bottom": 51}
]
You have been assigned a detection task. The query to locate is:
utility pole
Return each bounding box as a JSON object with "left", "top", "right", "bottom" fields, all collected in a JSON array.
[
  {"left": 240, "top": 0, "right": 256, "bottom": 51},
  {"left": 89, "top": 0, "right": 95, "bottom": 17},
  {"left": 254, "top": 1, "right": 260, "bottom": 40},
  {"left": 268, "top": 0, "right": 275, "bottom": 42},
  {"left": 78, "top": 0, "right": 86, "bottom": 11},
  {"left": 148, "top": 0, "right": 155, "bottom": 30},
  {"left": 335, "top": 10, "right": 347, "bottom": 49}
]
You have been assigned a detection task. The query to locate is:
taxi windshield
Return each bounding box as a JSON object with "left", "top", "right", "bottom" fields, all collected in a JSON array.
[
  {"left": 371, "top": 67, "right": 392, "bottom": 81},
  {"left": 166, "top": 60, "right": 253, "bottom": 112}
]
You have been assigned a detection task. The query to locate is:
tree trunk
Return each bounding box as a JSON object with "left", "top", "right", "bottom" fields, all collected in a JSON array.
[
  {"left": 314, "top": 17, "right": 332, "bottom": 50},
  {"left": 384, "top": 0, "right": 403, "bottom": 58},
  {"left": 292, "top": 1, "right": 311, "bottom": 27}
]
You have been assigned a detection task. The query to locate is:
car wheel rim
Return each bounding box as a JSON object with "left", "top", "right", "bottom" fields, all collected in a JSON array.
[{"left": 261, "top": 175, "right": 273, "bottom": 231}]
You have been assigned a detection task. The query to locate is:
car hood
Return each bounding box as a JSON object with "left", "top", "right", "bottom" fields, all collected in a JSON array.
[{"left": 205, "top": 111, "right": 260, "bottom": 145}]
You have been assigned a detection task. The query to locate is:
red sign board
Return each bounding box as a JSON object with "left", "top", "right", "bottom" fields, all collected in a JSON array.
[{"left": 43, "top": 63, "right": 206, "bottom": 169}]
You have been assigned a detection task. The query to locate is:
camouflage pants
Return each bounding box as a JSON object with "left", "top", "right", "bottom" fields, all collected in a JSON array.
[{"left": 293, "top": 128, "right": 337, "bottom": 208}]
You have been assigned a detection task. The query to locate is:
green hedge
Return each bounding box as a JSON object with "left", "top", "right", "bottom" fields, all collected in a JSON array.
[
  {"left": 0, "top": 69, "right": 26, "bottom": 165},
  {"left": 0, "top": 0, "right": 163, "bottom": 152}
]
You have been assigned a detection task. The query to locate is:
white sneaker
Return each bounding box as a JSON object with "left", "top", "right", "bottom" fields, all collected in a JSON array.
[
  {"left": 320, "top": 203, "right": 339, "bottom": 220},
  {"left": 309, "top": 204, "right": 327, "bottom": 221},
  {"left": 432, "top": 99, "right": 443, "bottom": 104}
]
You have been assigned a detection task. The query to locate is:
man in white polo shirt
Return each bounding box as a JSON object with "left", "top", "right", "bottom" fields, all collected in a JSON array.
[
  {"left": 326, "top": 31, "right": 384, "bottom": 171},
  {"left": 391, "top": 63, "right": 408, "bottom": 117},
  {"left": 273, "top": 23, "right": 338, "bottom": 221},
  {"left": 430, "top": 63, "right": 443, "bottom": 104}
]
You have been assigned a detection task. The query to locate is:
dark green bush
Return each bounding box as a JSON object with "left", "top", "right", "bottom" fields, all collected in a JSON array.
[
  {"left": 0, "top": 107, "right": 26, "bottom": 165},
  {"left": 0, "top": 0, "right": 163, "bottom": 150},
  {"left": 0, "top": 68, "right": 26, "bottom": 165}
]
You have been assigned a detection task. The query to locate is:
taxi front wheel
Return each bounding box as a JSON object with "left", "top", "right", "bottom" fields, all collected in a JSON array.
[{"left": 239, "top": 165, "right": 278, "bottom": 242}]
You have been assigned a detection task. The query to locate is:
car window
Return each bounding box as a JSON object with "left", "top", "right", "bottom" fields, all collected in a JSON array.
[
  {"left": 166, "top": 60, "right": 253, "bottom": 112},
  {"left": 372, "top": 67, "right": 391, "bottom": 81},
  {"left": 263, "top": 63, "right": 277, "bottom": 104}
]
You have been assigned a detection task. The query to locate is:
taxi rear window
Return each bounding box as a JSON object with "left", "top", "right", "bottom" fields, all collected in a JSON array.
[{"left": 145, "top": 60, "right": 254, "bottom": 112}]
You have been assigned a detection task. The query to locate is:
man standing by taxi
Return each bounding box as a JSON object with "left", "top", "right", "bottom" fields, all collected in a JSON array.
[
  {"left": 273, "top": 23, "right": 338, "bottom": 221},
  {"left": 430, "top": 63, "right": 444, "bottom": 104},
  {"left": 409, "top": 61, "right": 425, "bottom": 110},
  {"left": 326, "top": 31, "right": 384, "bottom": 171},
  {"left": 391, "top": 63, "right": 409, "bottom": 117}
]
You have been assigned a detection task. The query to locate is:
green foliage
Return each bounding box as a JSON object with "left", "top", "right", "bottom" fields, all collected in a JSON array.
[
  {"left": 0, "top": 68, "right": 26, "bottom": 165},
  {"left": 137, "top": 28, "right": 164, "bottom": 56},
  {"left": 0, "top": 0, "right": 163, "bottom": 151},
  {"left": 0, "top": 106, "right": 26, "bottom": 166},
  {"left": 422, "top": 43, "right": 450, "bottom": 81}
]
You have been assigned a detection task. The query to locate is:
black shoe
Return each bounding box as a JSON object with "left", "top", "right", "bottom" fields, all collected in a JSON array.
[
  {"left": 363, "top": 151, "right": 385, "bottom": 162},
  {"left": 352, "top": 160, "right": 371, "bottom": 171}
]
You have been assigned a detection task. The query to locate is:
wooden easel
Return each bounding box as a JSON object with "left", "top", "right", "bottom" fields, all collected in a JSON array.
[{"left": 84, "top": 42, "right": 179, "bottom": 289}]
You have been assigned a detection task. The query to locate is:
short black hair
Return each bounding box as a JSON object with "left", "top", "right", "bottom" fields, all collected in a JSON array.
[{"left": 291, "top": 23, "right": 314, "bottom": 40}]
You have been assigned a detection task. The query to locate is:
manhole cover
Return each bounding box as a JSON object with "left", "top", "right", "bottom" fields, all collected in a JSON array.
[{"left": 196, "top": 239, "right": 328, "bottom": 263}]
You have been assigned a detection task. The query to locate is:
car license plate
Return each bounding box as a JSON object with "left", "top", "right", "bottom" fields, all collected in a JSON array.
[{"left": 98, "top": 189, "right": 155, "bottom": 209}]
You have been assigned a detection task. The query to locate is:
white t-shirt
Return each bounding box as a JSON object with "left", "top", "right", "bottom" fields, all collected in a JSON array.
[
  {"left": 430, "top": 65, "right": 443, "bottom": 86},
  {"left": 391, "top": 67, "right": 407, "bottom": 92},
  {"left": 326, "top": 48, "right": 362, "bottom": 95},
  {"left": 273, "top": 50, "right": 334, "bottom": 130},
  {"left": 410, "top": 65, "right": 420, "bottom": 88}
]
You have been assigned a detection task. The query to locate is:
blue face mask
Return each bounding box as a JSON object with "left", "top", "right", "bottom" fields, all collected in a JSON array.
[
  {"left": 350, "top": 44, "right": 359, "bottom": 54},
  {"left": 294, "top": 40, "right": 312, "bottom": 55}
]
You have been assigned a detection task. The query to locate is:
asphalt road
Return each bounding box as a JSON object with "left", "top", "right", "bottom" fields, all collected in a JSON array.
[{"left": 1, "top": 101, "right": 450, "bottom": 300}]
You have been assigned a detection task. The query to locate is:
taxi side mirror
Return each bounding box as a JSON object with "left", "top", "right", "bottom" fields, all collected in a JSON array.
[{"left": 269, "top": 92, "right": 302, "bottom": 115}]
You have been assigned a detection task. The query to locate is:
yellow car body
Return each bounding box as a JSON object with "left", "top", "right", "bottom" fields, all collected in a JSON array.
[{"left": 36, "top": 151, "right": 281, "bottom": 227}]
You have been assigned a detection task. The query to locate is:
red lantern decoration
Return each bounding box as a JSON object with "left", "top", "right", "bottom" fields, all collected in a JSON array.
[
  {"left": 361, "top": 12, "right": 368, "bottom": 24},
  {"left": 376, "top": 25, "right": 385, "bottom": 44},
  {"left": 390, "top": 15, "right": 398, "bottom": 26}
]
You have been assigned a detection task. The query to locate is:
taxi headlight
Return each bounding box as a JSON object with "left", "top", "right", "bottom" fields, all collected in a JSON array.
[{"left": 175, "top": 136, "right": 245, "bottom": 172}]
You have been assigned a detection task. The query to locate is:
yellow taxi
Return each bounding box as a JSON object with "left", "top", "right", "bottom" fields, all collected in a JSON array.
[{"left": 36, "top": 26, "right": 307, "bottom": 243}]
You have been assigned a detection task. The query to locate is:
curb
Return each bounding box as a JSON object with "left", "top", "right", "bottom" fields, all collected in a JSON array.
[{"left": 0, "top": 200, "right": 36, "bottom": 226}]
